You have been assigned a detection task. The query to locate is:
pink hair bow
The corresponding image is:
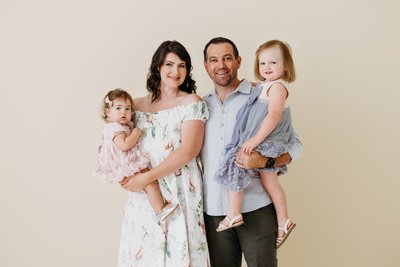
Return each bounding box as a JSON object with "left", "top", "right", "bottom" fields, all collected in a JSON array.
[{"left": 105, "top": 96, "right": 113, "bottom": 107}]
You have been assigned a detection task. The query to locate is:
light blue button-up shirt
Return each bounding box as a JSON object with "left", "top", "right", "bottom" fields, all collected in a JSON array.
[{"left": 201, "top": 79, "right": 302, "bottom": 216}]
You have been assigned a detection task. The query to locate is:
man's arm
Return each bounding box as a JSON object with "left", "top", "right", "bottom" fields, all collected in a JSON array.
[
  {"left": 286, "top": 129, "right": 302, "bottom": 161},
  {"left": 235, "top": 130, "right": 302, "bottom": 169}
]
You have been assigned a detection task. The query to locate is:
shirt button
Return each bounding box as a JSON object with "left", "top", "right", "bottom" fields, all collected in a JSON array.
[{"left": 221, "top": 123, "right": 224, "bottom": 126}]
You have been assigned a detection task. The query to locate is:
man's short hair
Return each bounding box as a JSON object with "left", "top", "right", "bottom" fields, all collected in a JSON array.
[{"left": 203, "top": 37, "right": 239, "bottom": 61}]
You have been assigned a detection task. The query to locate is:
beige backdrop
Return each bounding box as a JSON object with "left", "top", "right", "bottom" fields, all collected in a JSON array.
[{"left": 1, "top": 0, "right": 399, "bottom": 266}]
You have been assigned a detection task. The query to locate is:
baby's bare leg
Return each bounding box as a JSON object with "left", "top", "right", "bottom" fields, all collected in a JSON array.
[
  {"left": 137, "top": 168, "right": 164, "bottom": 214},
  {"left": 141, "top": 169, "right": 178, "bottom": 225},
  {"left": 143, "top": 179, "right": 164, "bottom": 214}
]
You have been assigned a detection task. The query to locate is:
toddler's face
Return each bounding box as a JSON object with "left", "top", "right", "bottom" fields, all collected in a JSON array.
[
  {"left": 106, "top": 98, "right": 132, "bottom": 125},
  {"left": 258, "top": 46, "right": 285, "bottom": 82}
]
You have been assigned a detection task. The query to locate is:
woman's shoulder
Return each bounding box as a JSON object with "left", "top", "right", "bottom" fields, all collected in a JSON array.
[
  {"left": 179, "top": 94, "right": 209, "bottom": 121},
  {"left": 133, "top": 95, "right": 150, "bottom": 111},
  {"left": 180, "top": 93, "right": 203, "bottom": 106}
]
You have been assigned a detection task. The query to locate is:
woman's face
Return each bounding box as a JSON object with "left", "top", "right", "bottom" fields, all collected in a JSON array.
[{"left": 159, "top": 52, "right": 187, "bottom": 89}]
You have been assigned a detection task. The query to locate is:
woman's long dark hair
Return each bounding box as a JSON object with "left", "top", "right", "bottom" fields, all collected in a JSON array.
[{"left": 146, "top": 40, "right": 196, "bottom": 102}]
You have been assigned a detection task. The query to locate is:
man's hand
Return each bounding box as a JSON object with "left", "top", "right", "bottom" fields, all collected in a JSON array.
[
  {"left": 235, "top": 149, "right": 267, "bottom": 169},
  {"left": 235, "top": 149, "right": 292, "bottom": 170}
]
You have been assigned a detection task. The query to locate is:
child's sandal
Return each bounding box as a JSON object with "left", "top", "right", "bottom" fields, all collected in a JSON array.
[
  {"left": 156, "top": 203, "right": 179, "bottom": 222},
  {"left": 276, "top": 219, "right": 296, "bottom": 248},
  {"left": 156, "top": 203, "right": 179, "bottom": 234},
  {"left": 216, "top": 214, "right": 244, "bottom": 232}
]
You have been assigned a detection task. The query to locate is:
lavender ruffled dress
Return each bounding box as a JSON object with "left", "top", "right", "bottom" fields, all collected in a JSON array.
[{"left": 215, "top": 80, "right": 297, "bottom": 192}]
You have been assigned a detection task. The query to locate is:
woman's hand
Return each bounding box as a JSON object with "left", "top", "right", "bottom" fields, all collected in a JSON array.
[{"left": 121, "top": 172, "right": 149, "bottom": 192}]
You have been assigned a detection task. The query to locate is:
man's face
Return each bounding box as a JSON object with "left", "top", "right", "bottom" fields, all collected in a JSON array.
[{"left": 204, "top": 43, "right": 241, "bottom": 88}]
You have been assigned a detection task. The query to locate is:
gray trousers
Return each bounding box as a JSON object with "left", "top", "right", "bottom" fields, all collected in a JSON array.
[{"left": 204, "top": 204, "right": 278, "bottom": 267}]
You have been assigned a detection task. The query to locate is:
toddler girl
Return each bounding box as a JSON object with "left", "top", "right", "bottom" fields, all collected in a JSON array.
[
  {"left": 215, "top": 40, "right": 298, "bottom": 248},
  {"left": 94, "top": 89, "right": 177, "bottom": 226}
]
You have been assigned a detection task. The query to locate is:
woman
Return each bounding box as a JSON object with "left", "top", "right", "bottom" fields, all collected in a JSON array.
[{"left": 118, "top": 40, "right": 209, "bottom": 267}]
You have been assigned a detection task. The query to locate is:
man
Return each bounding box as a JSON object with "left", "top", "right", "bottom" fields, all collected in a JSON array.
[{"left": 201, "top": 37, "right": 302, "bottom": 267}]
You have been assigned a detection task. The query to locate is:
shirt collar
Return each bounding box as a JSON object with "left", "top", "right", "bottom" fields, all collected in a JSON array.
[{"left": 207, "top": 79, "right": 253, "bottom": 97}]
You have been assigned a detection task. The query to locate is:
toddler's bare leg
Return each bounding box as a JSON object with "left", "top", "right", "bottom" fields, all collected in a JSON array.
[
  {"left": 260, "top": 172, "right": 289, "bottom": 228},
  {"left": 216, "top": 190, "right": 244, "bottom": 230},
  {"left": 261, "top": 171, "right": 296, "bottom": 248},
  {"left": 228, "top": 190, "right": 243, "bottom": 218}
]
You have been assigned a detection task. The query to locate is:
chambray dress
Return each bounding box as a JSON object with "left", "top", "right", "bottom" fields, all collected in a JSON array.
[{"left": 215, "top": 80, "right": 296, "bottom": 192}]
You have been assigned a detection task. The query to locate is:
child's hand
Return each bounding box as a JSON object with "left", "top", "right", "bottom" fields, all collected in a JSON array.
[
  {"left": 242, "top": 137, "right": 260, "bottom": 154},
  {"left": 131, "top": 127, "right": 141, "bottom": 137}
]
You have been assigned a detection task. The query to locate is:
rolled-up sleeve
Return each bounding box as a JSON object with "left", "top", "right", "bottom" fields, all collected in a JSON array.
[{"left": 287, "top": 129, "right": 303, "bottom": 160}]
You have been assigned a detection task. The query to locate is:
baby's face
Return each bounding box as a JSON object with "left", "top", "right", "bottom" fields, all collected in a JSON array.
[{"left": 106, "top": 98, "right": 132, "bottom": 125}]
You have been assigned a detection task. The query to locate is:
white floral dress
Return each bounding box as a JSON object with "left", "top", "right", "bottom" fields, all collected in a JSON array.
[{"left": 118, "top": 101, "right": 210, "bottom": 267}]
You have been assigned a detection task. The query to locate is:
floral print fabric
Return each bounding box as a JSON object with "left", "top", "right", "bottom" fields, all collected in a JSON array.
[{"left": 118, "top": 101, "right": 210, "bottom": 267}]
